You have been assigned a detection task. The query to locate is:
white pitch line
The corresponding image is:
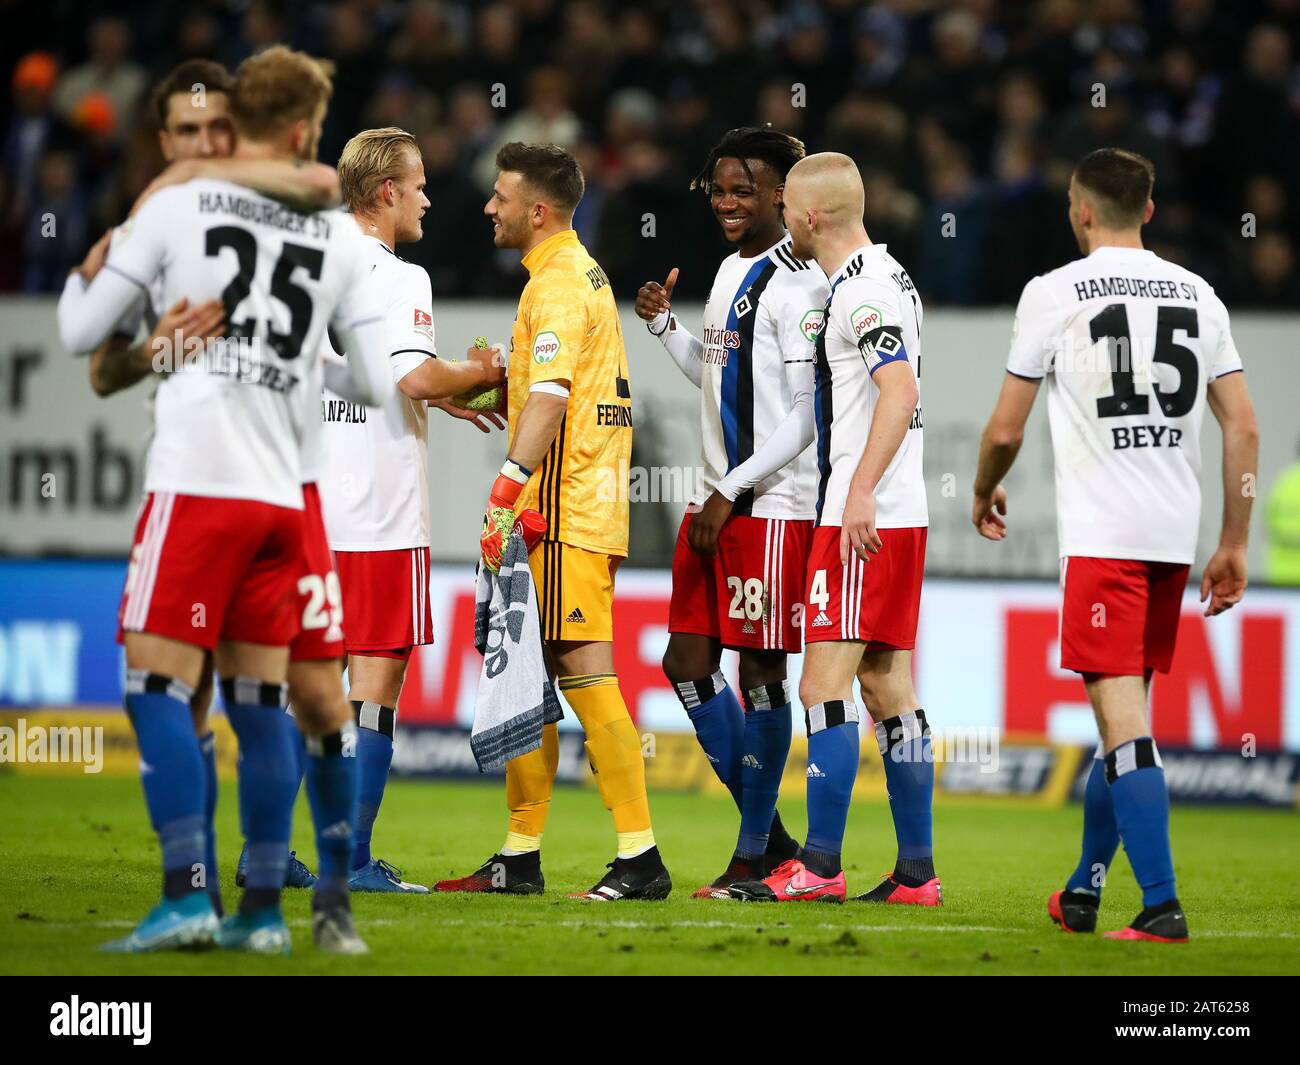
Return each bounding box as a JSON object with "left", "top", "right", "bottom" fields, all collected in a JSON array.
[
  {"left": 424, "top": 917, "right": 1022, "bottom": 934},
  {"left": 36, "top": 918, "right": 1300, "bottom": 941}
]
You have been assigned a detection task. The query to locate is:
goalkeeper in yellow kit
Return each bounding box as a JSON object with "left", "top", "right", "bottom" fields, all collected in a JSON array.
[{"left": 435, "top": 143, "right": 671, "bottom": 900}]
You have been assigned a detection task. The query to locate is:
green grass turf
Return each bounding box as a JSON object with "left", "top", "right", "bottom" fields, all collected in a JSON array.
[{"left": 0, "top": 773, "right": 1296, "bottom": 975}]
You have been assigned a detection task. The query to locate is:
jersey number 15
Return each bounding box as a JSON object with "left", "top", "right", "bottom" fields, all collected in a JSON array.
[{"left": 1091, "top": 303, "right": 1199, "bottom": 419}]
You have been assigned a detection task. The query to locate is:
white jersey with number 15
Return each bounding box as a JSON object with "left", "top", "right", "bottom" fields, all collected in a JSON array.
[{"left": 1006, "top": 245, "right": 1243, "bottom": 565}]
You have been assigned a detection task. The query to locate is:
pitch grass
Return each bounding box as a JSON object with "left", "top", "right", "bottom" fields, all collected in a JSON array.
[{"left": 1, "top": 774, "right": 1296, "bottom": 976}]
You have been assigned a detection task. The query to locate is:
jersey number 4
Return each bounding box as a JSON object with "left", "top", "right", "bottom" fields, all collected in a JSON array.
[
  {"left": 206, "top": 225, "right": 324, "bottom": 360},
  {"left": 1091, "top": 303, "right": 1199, "bottom": 419}
]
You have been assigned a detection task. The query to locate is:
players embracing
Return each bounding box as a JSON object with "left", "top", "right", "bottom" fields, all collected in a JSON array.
[
  {"left": 59, "top": 46, "right": 400, "bottom": 954},
  {"left": 635, "top": 127, "right": 824, "bottom": 897}
]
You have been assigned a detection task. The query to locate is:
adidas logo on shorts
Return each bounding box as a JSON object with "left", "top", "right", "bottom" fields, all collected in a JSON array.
[
  {"left": 811, "top": 611, "right": 833, "bottom": 628},
  {"left": 742, "top": 620, "right": 755, "bottom": 634},
  {"left": 807, "top": 762, "right": 826, "bottom": 778},
  {"left": 742, "top": 753, "right": 762, "bottom": 769},
  {"left": 566, "top": 608, "right": 586, "bottom": 624}
]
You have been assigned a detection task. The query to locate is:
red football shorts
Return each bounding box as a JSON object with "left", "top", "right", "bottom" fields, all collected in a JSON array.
[
  {"left": 289, "top": 483, "right": 346, "bottom": 661},
  {"left": 119, "top": 490, "right": 304, "bottom": 650},
  {"left": 803, "top": 525, "right": 927, "bottom": 648},
  {"left": 669, "top": 511, "right": 812, "bottom": 652},
  {"left": 333, "top": 546, "right": 433, "bottom": 658},
  {"left": 1059, "top": 556, "right": 1190, "bottom": 675}
]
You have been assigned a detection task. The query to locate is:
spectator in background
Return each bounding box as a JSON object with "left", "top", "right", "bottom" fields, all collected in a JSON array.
[
  {"left": 861, "top": 166, "right": 921, "bottom": 273},
  {"left": 917, "top": 148, "right": 990, "bottom": 305},
  {"left": 472, "top": 66, "right": 580, "bottom": 193},
  {"left": 364, "top": 73, "right": 440, "bottom": 134},
  {"left": 22, "top": 150, "right": 87, "bottom": 292},
  {"left": 1212, "top": 24, "right": 1300, "bottom": 203},
  {"left": 446, "top": 82, "right": 498, "bottom": 176},
  {"left": 52, "top": 17, "right": 145, "bottom": 144},
  {"left": 235, "top": 1, "right": 288, "bottom": 65},
  {"left": 318, "top": 0, "right": 383, "bottom": 163},
  {"left": 1243, "top": 230, "right": 1300, "bottom": 308},
  {"left": 850, "top": 5, "right": 909, "bottom": 91},
  {"left": 388, "top": 0, "right": 468, "bottom": 86},
  {"left": 982, "top": 134, "right": 1070, "bottom": 303},
  {"left": 902, "top": 7, "right": 999, "bottom": 166},
  {"left": 553, "top": 1, "right": 618, "bottom": 126},
  {"left": 2, "top": 0, "right": 1297, "bottom": 304},
  {"left": 404, "top": 125, "right": 495, "bottom": 296},
  {"left": 3, "top": 53, "right": 70, "bottom": 226}
]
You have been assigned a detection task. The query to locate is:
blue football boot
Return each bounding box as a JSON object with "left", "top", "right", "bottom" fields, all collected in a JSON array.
[
  {"left": 349, "top": 858, "right": 430, "bottom": 894},
  {"left": 100, "top": 893, "right": 218, "bottom": 953},
  {"left": 236, "top": 844, "right": 318, "bottom": 889},
  {"left": 215, "top": 906, "right": 291, "bottom": 954}
]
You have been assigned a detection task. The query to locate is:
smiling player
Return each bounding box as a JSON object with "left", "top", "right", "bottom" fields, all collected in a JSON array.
[{"left": 634, "top": 127, "right": 826, "bottom": 898}]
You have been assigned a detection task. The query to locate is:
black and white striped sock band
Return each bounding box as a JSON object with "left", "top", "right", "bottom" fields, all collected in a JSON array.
[
  {"left": 1104, "top": 737, "right": 1162, "bottom": 783},
  {"left": 805, "top": 699, "right": 859, "bottom": 736},
  {"left": 125, "top": 668, "right": 194, "bottom": 705},
  {"left": 351, "top": 700, "right": 396, "bottom": 739},
  {"left": 744, "top": 680, "right": 791, "bottom": 713},
  {"left": 219, "top": 676, "right": 288, "bottom": 708},
  {"left": 673, "top": 670, "right": 726, "bottom": 711},
  {"left": 874, "top": 708, "right": 930, "bottom": 755}
]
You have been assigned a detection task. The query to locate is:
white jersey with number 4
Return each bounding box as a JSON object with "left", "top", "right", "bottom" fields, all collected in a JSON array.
[
  {"left": 1007, "top": 246, "right": 1242, "bottom": 564},
  {"left": 102, "top": 178, "right": 380, "bottom": 510},
  {"left": 814, "top": 244, "right": 927, "bottom": 528},
  {"left": 318, "top": 228, "right": 435, "bottom": 551}
]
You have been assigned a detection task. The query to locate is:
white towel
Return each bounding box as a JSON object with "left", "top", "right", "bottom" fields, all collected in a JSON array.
[{"left": 470, "top": 528, "right": 562, "bottom": 772}]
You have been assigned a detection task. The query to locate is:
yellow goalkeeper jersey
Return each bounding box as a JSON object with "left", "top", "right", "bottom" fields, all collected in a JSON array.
[{"left": 508, "top": 228, "right": 632, "bottom": 557}]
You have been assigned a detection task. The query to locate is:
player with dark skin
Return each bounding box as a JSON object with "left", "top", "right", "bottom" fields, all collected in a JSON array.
[{"left": 634, "top": 154, "right": 791, "bottom": 702}]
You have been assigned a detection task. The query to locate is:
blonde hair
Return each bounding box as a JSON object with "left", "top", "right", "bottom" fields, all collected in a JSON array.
[
  {"left": 339, "top": 127, "right": 420, "bottom": 211},
  {"left": 230, "top": 45, "right": 334, "bottom": 142}
]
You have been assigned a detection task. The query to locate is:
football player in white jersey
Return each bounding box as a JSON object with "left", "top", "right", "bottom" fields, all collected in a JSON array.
[
  {"left": 731, "top": 153, "right": 938, "bottom": 907},
  {"left": 74, "top": 57, "right": 347, "bottom": 912},
  {"left": 973, "top": 148, "right": 1259, "bottom": 943},
  {"left": 58, "top": 46, "right": 395, "bottom": 955},
  {"left": 319, "top": 127, "right": 504, "bottom": 893},
  {"left": 634, "top": 127, "right": 826, "bottom": 898}
]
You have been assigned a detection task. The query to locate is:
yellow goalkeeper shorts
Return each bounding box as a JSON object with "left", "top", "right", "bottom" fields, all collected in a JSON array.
[{"left": 529, "top": 540, "right": 620, "bottom": 643}]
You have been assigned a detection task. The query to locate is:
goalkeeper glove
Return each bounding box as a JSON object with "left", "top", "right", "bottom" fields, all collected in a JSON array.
[{"left": 480, "top": 459, "right": 531, "bottom": 572}]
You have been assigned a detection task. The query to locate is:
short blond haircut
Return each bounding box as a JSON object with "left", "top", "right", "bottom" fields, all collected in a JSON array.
[
  {"left": 231, "top": 45, "right": 334, "bottom": 142},
  {"left": 338, "top": 127, "right": 420, "bottom": 211}
]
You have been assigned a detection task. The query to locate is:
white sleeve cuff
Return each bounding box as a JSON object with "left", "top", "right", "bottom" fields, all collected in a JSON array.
[{"left": 530, "top": 381, "right": 570, "bottom": 399}]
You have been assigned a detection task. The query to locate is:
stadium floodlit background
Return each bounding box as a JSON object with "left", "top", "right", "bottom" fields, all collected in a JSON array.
[{"left": 0, "top": 0, "right": 1298, "bottom": 977}]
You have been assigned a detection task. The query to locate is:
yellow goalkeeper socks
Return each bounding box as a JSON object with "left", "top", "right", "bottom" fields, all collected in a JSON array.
[
  {"left": 559, "top": 674, "right": 654, "bottom": 852},
  {"left": 504, "top": 722, "right": 558, "bottom": 842}
]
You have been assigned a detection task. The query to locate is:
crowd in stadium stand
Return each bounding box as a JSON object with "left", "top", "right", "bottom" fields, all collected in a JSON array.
[{"left": 3, "top": 0, "right": 1299, "bottom": 306}]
